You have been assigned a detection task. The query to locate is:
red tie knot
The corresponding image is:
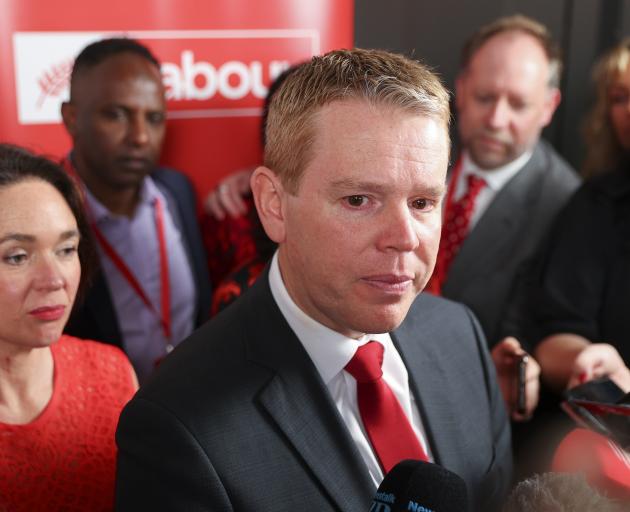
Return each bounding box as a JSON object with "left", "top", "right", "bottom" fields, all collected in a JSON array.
[
  {"left": 345, "top": 341, "right": 384, "bottom": 383},
  {"left": 466, "top": 174, "right": 486, "bottom": 197}
]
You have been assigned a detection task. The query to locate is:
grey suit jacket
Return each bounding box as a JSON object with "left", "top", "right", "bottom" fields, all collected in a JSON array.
[
  {"left": 442, "top": 141, "right": 580, "bottom": 348},
  {"left": 115, "top": 271, "right": 512, "bottom": 511}
]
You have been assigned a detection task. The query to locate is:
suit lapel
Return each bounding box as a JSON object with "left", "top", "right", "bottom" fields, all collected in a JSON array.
[
  {"left": 244, "top": 276, "right": 374, "bottom": 512},
  {"left": 258, "top": 377, "right": 374, "bottom": 511},
  {"left": 391, "top": 319, "right": 459, "bottom": 468},
  {"left": 444, "top": 146, "right": 545, "bottom": 293}
]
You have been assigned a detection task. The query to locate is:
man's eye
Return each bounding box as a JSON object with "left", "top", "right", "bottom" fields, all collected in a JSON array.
[
  {"left": 510, "top": 100, "right": 528, "bottom": 111},
  {"left": 103, "top": 108, "right": 125, "bottom": 121},
  {"left": 475, "top": 94, "right": 494, "bottom": 105},
  {"left": 148, "top": 112, "right": 166, "bottom": 125},
  {"left": 411, "top": 198, "right": 430, "bottom": 210},
  {"left": 345, "top": 195, "right": 367, "bottom": 207}
]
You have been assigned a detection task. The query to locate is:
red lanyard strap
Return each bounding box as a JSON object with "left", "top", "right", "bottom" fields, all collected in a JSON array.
[
  {"left": 90, "top": 198, "right": 172, "bottom": 340},
  {"left": 155, "top": 198, "right": 171, "bottom": 340},
  {"left": 62, "top": 156, "right": 172, "bottom": 340}
]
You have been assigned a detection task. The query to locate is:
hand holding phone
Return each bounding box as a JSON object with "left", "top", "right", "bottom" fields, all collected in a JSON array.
[
  {"left": 491, "top": 337, "right": 540, "bottom": 421},
  {"left": 516, "top": 354, "right": 529, "bottom": 416}
]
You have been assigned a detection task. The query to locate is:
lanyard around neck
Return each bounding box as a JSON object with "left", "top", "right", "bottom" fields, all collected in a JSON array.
[
  {"left": 90, "top": 199, "right": 172, "bottom": 341},
  {"left": 63, "top": 157, "right": 172, "bottom": 341}
]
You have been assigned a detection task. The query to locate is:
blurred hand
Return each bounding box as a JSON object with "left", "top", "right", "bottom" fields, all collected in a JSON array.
[
  {"left": 491, "top": 336, "right": 541, "bottom": 422},
  {"left": 567, "top": 343, "right": 630, "bottom": 392},
  {"left": 205, "top": 168, "right": 254, "bottom": 220}
]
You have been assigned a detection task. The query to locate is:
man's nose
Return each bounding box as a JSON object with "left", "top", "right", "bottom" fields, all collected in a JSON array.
[
  {"left": 486, "top": 98, "right": 510, "bottom": 129},
  {"left": 127, "top": 115, "right": 150, "bottom": 146},
  {"left": 377, "top": 205, "right": 420, "bottom": 252}
]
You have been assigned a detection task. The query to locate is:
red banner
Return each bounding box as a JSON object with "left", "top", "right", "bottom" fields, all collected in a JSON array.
[{"left": 0, "top": 0, "right": 354, "bottom": 197}]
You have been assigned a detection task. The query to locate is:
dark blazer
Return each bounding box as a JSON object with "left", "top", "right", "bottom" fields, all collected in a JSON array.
[
  {"left": 441, "top": 141, "right": 580, "bottom": 349},
  {"left": 65, "top": 167, "right": 212, "bottom": 348},
  {"left": 115, "top": 271, "right": 512, "bottom": 511}
]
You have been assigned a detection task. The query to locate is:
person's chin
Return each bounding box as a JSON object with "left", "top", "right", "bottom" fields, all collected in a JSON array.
[
  {"left": 471, "top": 151, "right": 508, "bottom": 170},
  {"left": 470, "top": 140, "right": 510, "bottom": 167},
  {"left": 115, "top": 159, "right": 154, "bottom": 179},
  {"left": 112, "top": 170, "right": 150, "bottom": 188},
  {"left": 360, "top": 310, "right": 409, "bottom": 334},
  {"left": 33, "top": 327, "right": 64, "bottom": 347},
  {"left": 352, "top": 299, "right": 415, "bottom": 335}
]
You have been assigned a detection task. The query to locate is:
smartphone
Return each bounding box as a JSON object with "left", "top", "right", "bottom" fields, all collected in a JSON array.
[
  {"left": 516, "top": 354, "right": 528, "bottom": 415},
  {"left": 565, "top": 377, "right": 626, "bottom": 403}
]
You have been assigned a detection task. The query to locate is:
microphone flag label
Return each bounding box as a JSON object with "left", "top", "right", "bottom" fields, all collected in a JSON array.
[
  {"left": 370, "top": 491, "right": 395, "bottom": 512},
  {"left": 369, "top": 503, "right": 392, "bottom": 512}
]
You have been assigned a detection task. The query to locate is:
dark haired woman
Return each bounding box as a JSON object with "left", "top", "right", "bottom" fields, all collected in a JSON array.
[{"left": 0, "top": 144, "right": 137, "bottom": 511}]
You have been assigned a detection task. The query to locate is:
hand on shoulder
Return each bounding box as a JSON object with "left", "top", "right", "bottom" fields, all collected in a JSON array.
[{"left": 205, "top": 168, "right": 254, "bottom": 220}]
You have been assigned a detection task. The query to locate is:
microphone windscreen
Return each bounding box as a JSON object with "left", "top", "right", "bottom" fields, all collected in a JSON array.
[{"left": 370, "top": 459, "right": 468, "bottom": 512}]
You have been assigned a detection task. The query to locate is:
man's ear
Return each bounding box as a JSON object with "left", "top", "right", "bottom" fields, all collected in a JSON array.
[
  {"left": 60, "top": 101, "right": 77, "bottom": 136},
  {"left": 540, "top": 87, "right": 562, "bottom": 128},
  {"left": 251, "top": 166, "right": 287, "bottom": 244}
]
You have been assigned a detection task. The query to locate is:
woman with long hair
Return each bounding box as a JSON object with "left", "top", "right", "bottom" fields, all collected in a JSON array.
[
  {"left": 0, "top": 144, "right": 137, "bottom": 511},
  {"left": 582, "top": 38, "right": 630, "bottom": 178}
]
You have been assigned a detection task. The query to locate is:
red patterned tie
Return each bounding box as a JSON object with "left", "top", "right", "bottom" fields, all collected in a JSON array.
[
  {"left": 429, "top": 174, "right": 486, "bottom": 294},
  {"left": 345, "top": 341, "right": 428, "bottom": 473}
]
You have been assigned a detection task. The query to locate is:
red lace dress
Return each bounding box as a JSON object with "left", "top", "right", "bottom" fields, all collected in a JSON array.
[{"left": 0, "top": 335, "right": 136, "bottom": 511}]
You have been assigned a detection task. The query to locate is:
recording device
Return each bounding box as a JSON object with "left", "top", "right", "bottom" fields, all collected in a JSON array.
[
  {"left": 562, "top": 377, "right": 630, "bottom": 450},
  {"left": 369, "top": 459, "right": 468, "bottom": 512},
  {"left": 516, "top": 354, "right": 528, "bottom": 415}
]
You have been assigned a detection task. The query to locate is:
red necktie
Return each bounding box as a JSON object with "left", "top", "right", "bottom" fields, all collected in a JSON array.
[
  {"left": 430, "top": 174, "right": 486, "bottom": 294},
  {"left": 345, "top": 341, "right": 428, "bottom": 473}
]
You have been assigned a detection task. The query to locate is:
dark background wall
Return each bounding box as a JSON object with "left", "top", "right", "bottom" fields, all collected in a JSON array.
[{"left": 355, "top": 0, "right": 630, "bottom": 171}]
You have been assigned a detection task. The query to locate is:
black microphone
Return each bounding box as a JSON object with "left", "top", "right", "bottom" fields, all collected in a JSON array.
[{"left": 369, "top": 459, "right": 469, "bottom": 512}]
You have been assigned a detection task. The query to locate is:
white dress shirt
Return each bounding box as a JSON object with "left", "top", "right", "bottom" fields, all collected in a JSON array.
[
  {"left": 454, "top": 150, "right": 533, "bottom": 229},
  {"left": 268, "top": 252, "right": 432, "bottom": 486}
]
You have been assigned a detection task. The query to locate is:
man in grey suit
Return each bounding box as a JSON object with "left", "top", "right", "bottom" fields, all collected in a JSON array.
[
  {"left": 115, "top": 48, "right": 511, "bottom": 511},
  {"left": 430, "top": 15, "right": 580, "bottom": 422}
]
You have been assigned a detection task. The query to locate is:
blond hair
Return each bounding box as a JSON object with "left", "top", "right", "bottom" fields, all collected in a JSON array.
[
  {"left": 264, "top": 48, "right": 450, "bottom": 193},
  {"left": 582, "top": 38, "right": 630, "bottom": 178},
  {"left": 461, "top": 14, "right": 562, "bottom": 88}
]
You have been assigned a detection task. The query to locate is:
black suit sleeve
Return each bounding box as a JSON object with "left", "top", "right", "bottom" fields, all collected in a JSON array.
[
  {"left": 115, "top": 397, "right": 233, "bottom": 511},
  {"left": 466, "top": 307, "right": 513, "bottom": 511}
]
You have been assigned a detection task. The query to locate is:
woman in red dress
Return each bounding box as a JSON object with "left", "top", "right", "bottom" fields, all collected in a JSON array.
[{"left": 0, "top": 144, "right": 137, "bottom": 511}]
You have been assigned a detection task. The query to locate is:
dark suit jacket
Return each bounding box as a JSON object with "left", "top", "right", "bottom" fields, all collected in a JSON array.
[
  {"left": 441, "top": 141, "right": 580, "bottom": 349},
  {"left": 65, "top": 167, "right": 211, "bottom": 348},
  {"left": 115, "top": 272, "right": 512, "bottom": 511}
]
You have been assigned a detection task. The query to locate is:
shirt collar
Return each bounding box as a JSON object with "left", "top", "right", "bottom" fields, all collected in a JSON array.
[
  {"left": 81, "top": 175, "right": 160, "bottom": 224},
  {"left": 268, "top": 251, "right": 389, "bottom": 385},
  {"left": 461, "top": 149, "right": 533, "bottom": 191}
]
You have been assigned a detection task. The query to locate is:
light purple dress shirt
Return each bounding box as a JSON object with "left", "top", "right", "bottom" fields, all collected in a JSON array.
[{"left": 83, "top": 177, "right": 196, "bottom": 383}]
